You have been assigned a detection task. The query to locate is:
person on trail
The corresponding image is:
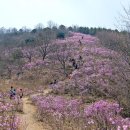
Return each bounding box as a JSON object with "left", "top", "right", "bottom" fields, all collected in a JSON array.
[
  {"left": 10, "top": 86, "right": 14, "bottom": 99},
  {"left": 10, "top": 86, "right": 13, "bottom": 99},
  {"left": 53, "top": 79, "right": 57, "bottom": 84},
  {"left": 13, "top": 89, "right": 16, "bottom": 96},
  {"left": 19, "top": 89, "right": 23, "bottom": 99}
]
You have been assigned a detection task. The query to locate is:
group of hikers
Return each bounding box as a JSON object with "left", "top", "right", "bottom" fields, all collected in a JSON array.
[{"left": 10, "top": 86, "right": 23, "bottom": 99}]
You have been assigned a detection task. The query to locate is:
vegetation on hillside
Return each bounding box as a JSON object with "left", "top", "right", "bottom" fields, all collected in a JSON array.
[{"left": 0, "top": 23, "right": 130, "bottom": 129}]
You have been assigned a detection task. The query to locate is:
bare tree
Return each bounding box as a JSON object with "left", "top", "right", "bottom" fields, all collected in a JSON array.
[
  {"left": 53, "top": 43, "right": 71, "bottom": 77},
  {"left": 47, "top": 20, "right": 57, "bottom": 29},
  {"left": 22, "top": 48, "right": 34, "bottom": 62},
  {"left": 35, "top": 23, "right": 44, "bottom": 31},
  {"left": 119, "top": 5, "right": 130, "bottom": 32},
  {"left": 37, "top": 28, "right": 56, "bottom": 61}
]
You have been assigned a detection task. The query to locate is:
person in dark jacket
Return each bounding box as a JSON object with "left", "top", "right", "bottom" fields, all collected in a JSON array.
[{"left": 10, "top": 86, "right": 13, "bottom": 99}]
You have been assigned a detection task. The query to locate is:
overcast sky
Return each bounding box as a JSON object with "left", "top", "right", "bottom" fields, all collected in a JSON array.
[{"left": 0, "top": 0, "right": 129, "bottom": 29}]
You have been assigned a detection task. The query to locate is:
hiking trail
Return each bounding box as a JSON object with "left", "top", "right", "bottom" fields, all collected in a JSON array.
[{"left": 18, "top": 89, "right": 51, "bottom": 130}]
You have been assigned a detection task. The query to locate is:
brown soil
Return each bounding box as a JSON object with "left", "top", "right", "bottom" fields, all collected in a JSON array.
[{"left": 19, "top": 89, "right": 51, "bottom": 130}]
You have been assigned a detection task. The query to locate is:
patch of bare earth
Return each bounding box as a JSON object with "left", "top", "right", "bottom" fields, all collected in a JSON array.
[{"left": 19, "top": 89, "right": 51, "bottom": 130}]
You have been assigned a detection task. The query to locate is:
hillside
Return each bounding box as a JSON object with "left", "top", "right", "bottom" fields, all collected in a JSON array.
[{"left": 0, "top": 30, "right": 130, "bottom": 129}]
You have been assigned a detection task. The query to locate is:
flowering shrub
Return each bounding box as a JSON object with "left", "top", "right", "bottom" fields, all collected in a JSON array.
[
  {"left": 31, "top": 95, "right": 130, "bottom": 130},
  {"left": 84, "top": 100, "right": 128, "bottom": 129},
  {"left": 23, "top": 59, "right": 44, "bottom": 70},
  {"left": 0, "top": 92, "right": 20, "bottom": 130},
  {"left": 31, "top": 95, "right": 84, "bottom": 129},
  {"left": 49, "top": 33, "right": 130, "bottom": 117}
]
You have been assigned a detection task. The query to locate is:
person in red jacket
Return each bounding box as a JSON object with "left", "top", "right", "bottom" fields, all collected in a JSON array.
[{"left": 19, "top": 89, "right": 23, "bottom": 99}]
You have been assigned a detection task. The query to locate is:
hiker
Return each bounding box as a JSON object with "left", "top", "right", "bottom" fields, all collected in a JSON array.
[
  {"left": 72, "top": 59, "right": 78, "bottom": 69},
  {"left": 50, "top": 79, "right": 57, "bottom": 85},
  {"left": 79, "top": 40, "right": 82, "bottom": 45},
  {"left": 10, "top": 86, "right": 13, "bottom": 99},
  {"left": 19, "top": 89, "right": 23, "bottom": 99},
  {"left": 77, "top": 55, "right": 83, "bottom": 68},
  {"left": 69, "top": 58, "right": 78, "bottom": 69},
  {"left": 74, "top": 63, "right": 78, "bottom": 69},
  {"left": 79, "top": 55, "right": 82, "bottom": 60},
  {"left": 13, "top": 89, "right": 16, "bottom": 96},
  {"left": 10, "top": 86, "right": 15, "bottom": 99},
  {"left": 53, "top": 79, "right": 57, "bottom": 84}
]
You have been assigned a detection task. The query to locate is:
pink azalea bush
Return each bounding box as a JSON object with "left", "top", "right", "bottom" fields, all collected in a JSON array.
[
  {"left": 31, "top": 95, "right": 130, "bottom": 130},
  {"left": 84, "top": 100, "right": 130, "bottom": 129},
  {"left": 0, "top": 92, "right": 20, "bottom": 130},
  {"left": 31, "top": 95, "right": 83, "bottom": 129},
  {"left": 50, "top": 33, "right": 130, "bottom": 117}
]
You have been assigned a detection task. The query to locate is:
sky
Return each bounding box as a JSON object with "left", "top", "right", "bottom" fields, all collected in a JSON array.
[{"left": 0, "top": 0, "right": 129, "bottom": 29}]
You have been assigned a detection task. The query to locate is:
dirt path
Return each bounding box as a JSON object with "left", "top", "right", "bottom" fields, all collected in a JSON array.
[{"left": 19, "top": 89, "right": 52, "bottom": 130}]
